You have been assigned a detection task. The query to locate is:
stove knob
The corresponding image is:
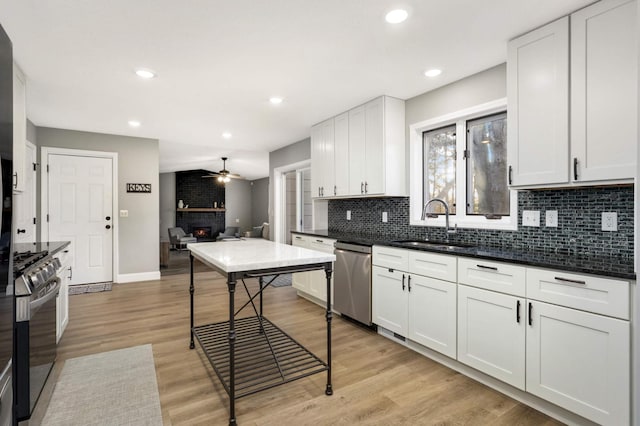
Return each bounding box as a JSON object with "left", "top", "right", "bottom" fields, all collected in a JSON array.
[{"left": 52, "top": 258, "right": 62, "bottom": 270}]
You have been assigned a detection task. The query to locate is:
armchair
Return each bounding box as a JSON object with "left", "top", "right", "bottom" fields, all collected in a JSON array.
[
  {"left": 216, "top": 226, "right": 240, "bottom": 241},
  {"left": 168, "top": 227, "right": 197, "bottom": 250}
]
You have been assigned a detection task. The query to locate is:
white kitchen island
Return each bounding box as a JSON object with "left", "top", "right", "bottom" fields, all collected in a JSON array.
[{"left": 187, "top": 239, "right": 336, "bottom": 426}]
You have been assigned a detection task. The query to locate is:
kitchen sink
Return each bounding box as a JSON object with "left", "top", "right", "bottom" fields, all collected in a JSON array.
[{"left": 390, "top": 240, "right": 475, "bottom": 251}]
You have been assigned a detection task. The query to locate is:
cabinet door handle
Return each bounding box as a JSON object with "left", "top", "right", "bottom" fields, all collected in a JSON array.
[
  {"left": 476, "top": 264, "right": 498, "bottom": 271},
  {"left": 365, "top": 182, "right": 368, "bottom": 194},
  {"left": 334, "top": 185, "right": 336, "bottom": 196},
  {"left": 318, "top": 187, "right": 321, "bottom": 197},
  {"left": 295, "top": 236, "right": 302, "bottom": 240},
  {"left": 516, "top": 300, "right": 521, "bottom": 323},
  {"left": 528, "top": 302, "right": 533, "bottom": 326},
  {"left": 316, "top": 239, "right": 324, "bottom": 243},
  {"left": 360, "top": 182, "right": 364, "bottom": 194},
  {"left": 407, "top": 275, "right": 411, "bottom": 292},
  {"left": 554, "top": 276, "right": 586, "bottom": 285},
  {"left": 573, "top": 158, "right": 578, "bottom": 181},
  {"left": 17, "top": 229, "right": 25, "bottom": 234},
  {"left": 401, "top": 274, "right": 405, "bottom": 291},
  {"left": 508, "top": 165, "right": 513, "bottom": 185},
  {"left": 68, "top": 266, "right": 73, "bottom": 280}
]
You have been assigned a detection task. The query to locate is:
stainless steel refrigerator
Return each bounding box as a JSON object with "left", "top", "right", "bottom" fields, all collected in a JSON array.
[{"left": 0, "top": 21, "right": 14, "bottom": 426}]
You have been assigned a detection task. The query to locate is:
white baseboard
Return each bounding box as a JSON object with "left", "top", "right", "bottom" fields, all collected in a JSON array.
[{"left": 116, "top": 271, "right": 161, "bottom": 284}]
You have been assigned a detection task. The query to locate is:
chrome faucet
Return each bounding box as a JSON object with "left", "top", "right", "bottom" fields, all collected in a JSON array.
[{"left": 421, "top": 198, "right": 457, "bottom": 239}]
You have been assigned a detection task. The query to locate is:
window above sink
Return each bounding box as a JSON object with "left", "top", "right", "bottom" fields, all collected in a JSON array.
[{"left": 409, "top": 98, "right": 518, "bottom": 231}]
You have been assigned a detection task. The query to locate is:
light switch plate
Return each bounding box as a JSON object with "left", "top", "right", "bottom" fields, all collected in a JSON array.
[
  {"left": 346, "top": 210, "right": 351, "bottom": 221},
  {"left": 602, "top": 212, "right": 617, "bottom": 231},
  {"left": 235, "top": 218, "right": 240, "bottom": 223},
  {"left": 119, "top": 210, "right": 128, "bottom": 217},
  {"left": 522, "top": 210, "right": 540, "bottom": 227},
  {"left": 545, "top": 210, "right": 558, "bottom": 227},
  {"left": 382, "top": 212, "right": 388, "bottom": 223}
]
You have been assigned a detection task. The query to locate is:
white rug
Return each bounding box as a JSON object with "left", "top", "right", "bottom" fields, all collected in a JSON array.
[{"left": 42, "top": 344, "right": 163, "bottom": 426}]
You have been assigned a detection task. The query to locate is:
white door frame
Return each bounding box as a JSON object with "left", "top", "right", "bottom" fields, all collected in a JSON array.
[
  {"left": 40, "top": 147, "right": 119, "bottom": 283},
  {"left": 273, "top": 159, "right": 310, "bottom": 244}
]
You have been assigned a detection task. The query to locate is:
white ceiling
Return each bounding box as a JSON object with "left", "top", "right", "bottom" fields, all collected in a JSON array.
[{"left": 0, "top": 0, "right": 592, "bottom": 180}]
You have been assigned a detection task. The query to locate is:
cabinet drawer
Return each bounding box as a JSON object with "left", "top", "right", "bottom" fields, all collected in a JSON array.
[
  {"left": 291, "top": 234, "right": 309, "bottom": 248},
  {"left": 458, "top": 258, "right": 526, "bottom": 297},
  {"left": 373, "top": 246, "right": 409, "bottom": 271},
  {"left": 526, "top": 267, "right": 629, "bottom": 319},
  {"left": 308, "top": 238, "right": 336, "bottom": 254},
  {"left": 408, "top": 251, "right": 456, "bottom": 283}
]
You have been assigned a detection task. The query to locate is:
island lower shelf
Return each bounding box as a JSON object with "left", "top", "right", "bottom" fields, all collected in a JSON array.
[{"left": 193, "top": 315, "right": 328, "bottom": 399}]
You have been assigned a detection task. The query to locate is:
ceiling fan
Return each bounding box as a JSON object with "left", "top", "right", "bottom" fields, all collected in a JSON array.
[{"left": 202, "top": 157, "right": 245, "bottom": 183}]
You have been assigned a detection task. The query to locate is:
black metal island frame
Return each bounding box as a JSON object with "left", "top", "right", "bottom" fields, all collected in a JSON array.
[{"left": 187, "top": 239, "right": 336, "bottom": 425}]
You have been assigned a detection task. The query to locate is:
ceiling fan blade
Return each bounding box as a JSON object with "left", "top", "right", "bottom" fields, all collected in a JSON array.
[{"left": 227, "top": 174, "right": 245, "bottom": 180}]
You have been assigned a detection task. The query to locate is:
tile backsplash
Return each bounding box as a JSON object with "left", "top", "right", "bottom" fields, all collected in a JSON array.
[{"left": 328, "top": 186, "right": 634, "bottom": 258}]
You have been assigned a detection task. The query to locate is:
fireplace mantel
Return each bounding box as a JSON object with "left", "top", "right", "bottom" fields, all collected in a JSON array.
[{"left": 177, "top": 208, "right": 226, "bottom": 213}]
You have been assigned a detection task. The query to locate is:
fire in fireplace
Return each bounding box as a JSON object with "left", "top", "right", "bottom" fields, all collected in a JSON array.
[{"left": 192, "top": 226, "right": 212, "bottom": 239}]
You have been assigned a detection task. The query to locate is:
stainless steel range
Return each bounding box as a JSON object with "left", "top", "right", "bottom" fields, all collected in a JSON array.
[{"left": 14, "top": 252, "right": 61, "bottom": 421}]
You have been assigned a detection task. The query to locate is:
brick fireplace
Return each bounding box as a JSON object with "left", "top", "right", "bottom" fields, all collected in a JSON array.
[{"left": 175, "top": 170, "right": 226, "bottom": 239}]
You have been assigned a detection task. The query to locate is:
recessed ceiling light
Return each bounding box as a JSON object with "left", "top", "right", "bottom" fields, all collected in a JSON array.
[
  {"left": 128, "top": 120, "right": 141, "bottom": 127},
  {"left": 269, "top": 97, "right": 283, "bottom": 105},
  {"left": 135, "top": 69, "right": 156, "bottom": 79},
  {"left": 222, "top": 132, "right": 232, "bottom": 139},
  {"left": 385, "top": 9, "right": 408, "bottom": 24},
  {"left": 424, "top": 69, "right": 442, "bottom": 77}
]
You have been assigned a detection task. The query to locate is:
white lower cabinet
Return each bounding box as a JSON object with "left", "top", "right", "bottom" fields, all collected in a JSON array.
[
  {"left": 457, "top": 284, "right": 526, "bottom": 390},
  {"left": 371, "top": 245, "right": 632, "bottom": 424},
  {"left": 56, "top": 247, "right": 73, "bottom": 343},
  {"left": 407, "top": 274, "right": 457, "bottom": 358},
  {"left": 290, "top": 233, "right": 335, "bottom": 305},
  {"left": 372, "top": 266, "right": 407, "bottom": 335},
  {"left": 372, "top": 246, "right": 457, "bottom": 358},
  {"left": 526, "top": 300, "right": 630, "bottom": 426}
]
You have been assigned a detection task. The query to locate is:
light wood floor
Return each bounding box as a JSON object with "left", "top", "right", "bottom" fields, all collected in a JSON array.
[{"left": 54, "top": 270, "right": 562, "bottom": 426}]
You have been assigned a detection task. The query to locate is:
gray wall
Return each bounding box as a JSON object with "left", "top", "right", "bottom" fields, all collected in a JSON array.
[
  {"left": 26, "top": 119, "right": 37, "bottom": 143},
  {"left": 268, "top": 138, "right": 311, "bottom": 232},
  {"left": 225, "top": 179, "right": 252, "bottom": 233},
  {"left": 251, "top": 177, "right": 269, "bottom": 226},
  {"left": 37, "top": 127, "right": 160, "bottom": 277},
  {"left": 405, "top": 63, "right": 506, "bottom": 127},
  {"left": 159, "top": 172, "right": 176, "bottom": 240}
]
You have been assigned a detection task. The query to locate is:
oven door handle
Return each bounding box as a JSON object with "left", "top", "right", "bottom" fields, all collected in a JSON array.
[{"left": 30, "top": 280, "right": 60, "bottom": 311}]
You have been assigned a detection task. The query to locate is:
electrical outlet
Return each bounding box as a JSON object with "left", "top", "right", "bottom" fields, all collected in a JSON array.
[
  {"left": 545, "top": 210, "right": 558, "bottom": 227},
  {"left": 602, "top": 212, "right": 617, "bottom": 231},
  {"left": 119, "top": 210, "right": 128, "bottom": 217},
  {"left": 346, "top": 210, "right": 351, "bottom": 221},
  {"left": 235, "top": 218, "right": 240, "bottom": 223},
  {"left": 522, "top": 210, "right": 540, "bottom": 227},
  {"left": 382, "top": 212, "right": 388, "bottom": 223}
]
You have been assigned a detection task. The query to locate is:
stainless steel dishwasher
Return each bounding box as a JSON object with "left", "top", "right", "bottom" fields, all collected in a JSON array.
[{"left": 334, "top": 242, "right": 372, "bottom": 326}]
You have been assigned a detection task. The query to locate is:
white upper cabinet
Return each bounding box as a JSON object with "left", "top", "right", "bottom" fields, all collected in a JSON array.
[
  {"left": 507, "top": 17, "right": 569, "bottom": 187},
  {"left": 348, "top": 105, "right": 366, "bottom": 195},
  {"left": 310, "top": 118, "right": 334, "bottom": 197},
  {"left": 13, "top": 63, "right": 26, "bottom": 193},
  {"left": 570, "top": 0, "right": 637, "bottom": 182},
  {"left": 333, "top": 112, "right": 349, "bottom": 196},
  {"left": 312, "top": 95, "right": 406, "bottom": 198},
  {"left": 507, "top": 0, "right": 637, "bottom": 188}
]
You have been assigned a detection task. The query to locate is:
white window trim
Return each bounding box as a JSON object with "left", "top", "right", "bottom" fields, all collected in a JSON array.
[{"left": 409, "top": 98, "right": 517, "bottom": 231}]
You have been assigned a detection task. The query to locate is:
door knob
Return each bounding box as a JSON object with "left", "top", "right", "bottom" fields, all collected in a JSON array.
[
  {"left": 105, "top": 225, "right": 111, "bottom": 229},
  {"left": 105, "top": 216, "right": 111, "bottom": 221}
]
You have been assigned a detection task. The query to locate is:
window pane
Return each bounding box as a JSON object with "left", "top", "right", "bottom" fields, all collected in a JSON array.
[
  {"left": 466, "top": 113, "right": 509, "bottom": 216},
  {"left": 423, "top": 125, "right": 456, "bottom": 214}
]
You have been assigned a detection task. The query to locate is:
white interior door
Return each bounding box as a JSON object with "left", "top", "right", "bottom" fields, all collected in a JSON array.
[
  {"left": 13, "top": 141, "right": 36, "bottom": 243},
  {"left": 47, "top": 154, "right": 113, "bottom": 285}
]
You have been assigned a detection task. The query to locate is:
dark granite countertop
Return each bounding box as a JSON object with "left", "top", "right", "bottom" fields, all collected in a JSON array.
[{"left": 291, "top": 230, "right": 636, "bottom": 280}]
